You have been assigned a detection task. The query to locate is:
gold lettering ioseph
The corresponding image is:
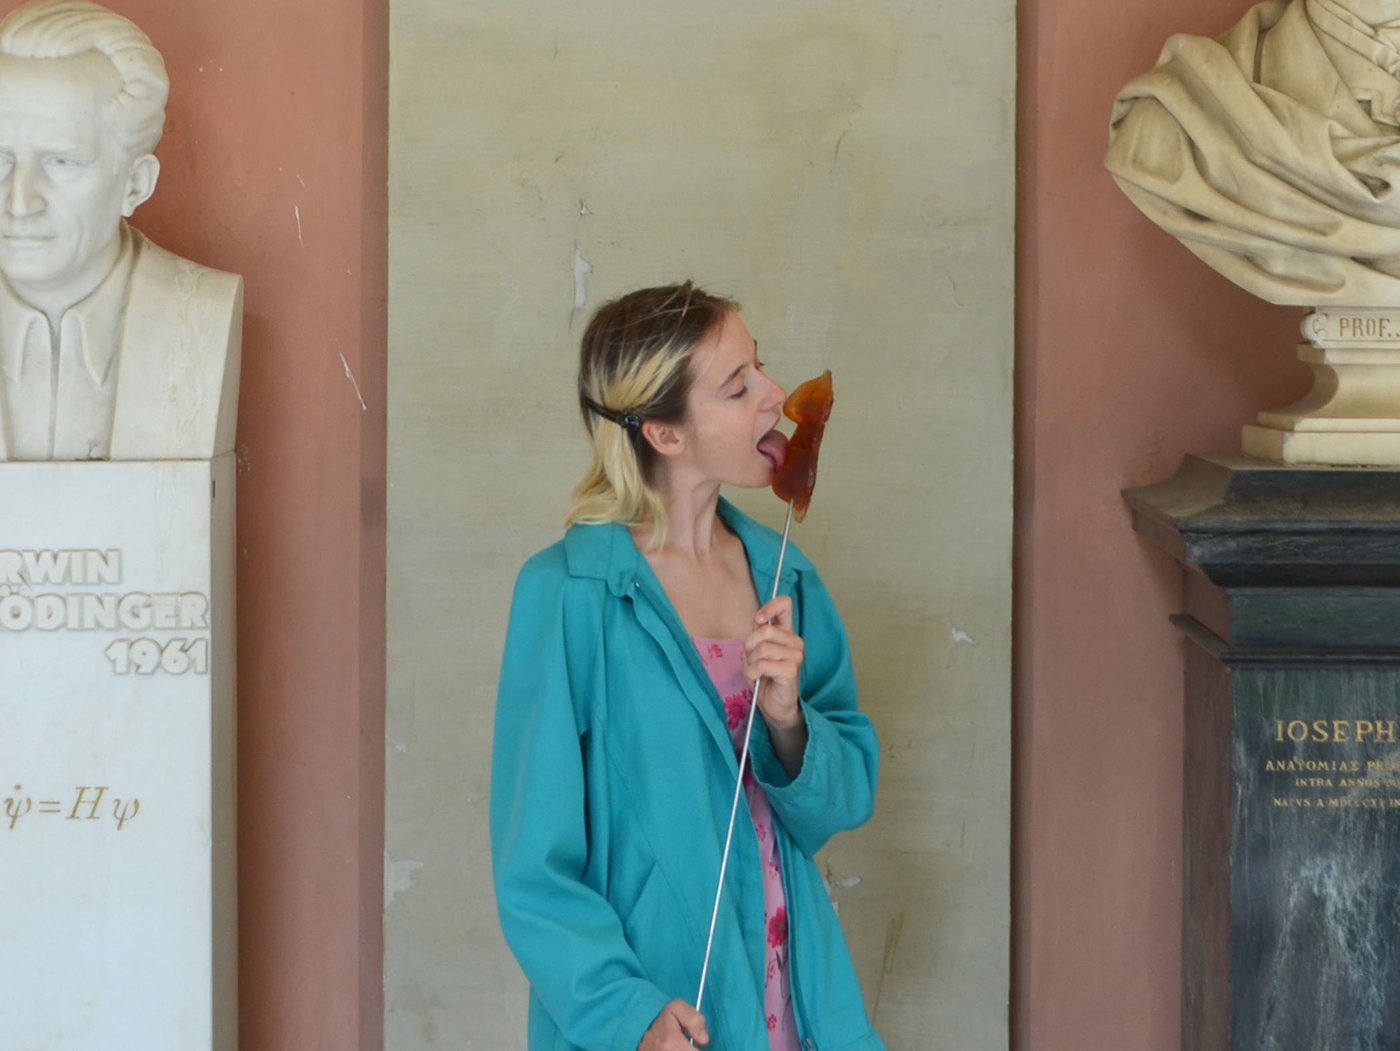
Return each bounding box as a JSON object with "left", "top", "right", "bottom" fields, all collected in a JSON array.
[{"left": 1274, "top": 719, "right": 1399, "bottom": 744}]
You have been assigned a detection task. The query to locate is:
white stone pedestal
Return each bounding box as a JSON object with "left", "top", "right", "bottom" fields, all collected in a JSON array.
[
  {"left": 1244, "top": 309, "right": 1400, "bottom": 465},
  {"left": 0, "top": 458, "right": 236, "bottom": 1051}
]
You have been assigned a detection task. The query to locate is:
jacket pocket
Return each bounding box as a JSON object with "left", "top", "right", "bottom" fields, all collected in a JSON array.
[
  {"left": 619, "top": 862, "right": 663, "bottom": 947},
  {"left": 619, "top": 863, "right": 694, "bottom": 999}
]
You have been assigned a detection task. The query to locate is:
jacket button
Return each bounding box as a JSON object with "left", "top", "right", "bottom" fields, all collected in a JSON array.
[{"left": 803, "top": 1040, "right": 816, "bottom": 1050}]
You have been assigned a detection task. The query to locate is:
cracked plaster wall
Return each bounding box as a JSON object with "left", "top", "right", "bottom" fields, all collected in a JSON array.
[{"left": 387, "top": 3, "right": 1013, "bottom": 1046}]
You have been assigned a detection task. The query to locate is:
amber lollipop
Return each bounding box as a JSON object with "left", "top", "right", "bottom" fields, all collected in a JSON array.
[
  {"left": 694, "top": 371, "right": 835, "bottom": 1025},
  {"left": 770, "top": 369, "right": 834, "bottom": 521}
]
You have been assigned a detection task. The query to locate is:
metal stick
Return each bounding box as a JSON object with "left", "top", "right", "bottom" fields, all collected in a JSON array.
[{"left": 693, "top": 500, "right": 796, "bottom": 1023}]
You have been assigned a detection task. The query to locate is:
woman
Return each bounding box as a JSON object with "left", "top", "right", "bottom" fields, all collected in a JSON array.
[{"left": 491, "top": 283, "right": 884, "bottom": 1051}]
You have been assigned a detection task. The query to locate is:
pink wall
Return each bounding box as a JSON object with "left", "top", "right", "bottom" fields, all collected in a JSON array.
[
  {"left": 107, "top": 1, "right": 388, "bottom": 1047},
  {"left": 1015, "top": 2, "right": 1311, "bottom": 1047},
  {"left": 50, "top": 1, "right": 1338, "bottom": 1046}
]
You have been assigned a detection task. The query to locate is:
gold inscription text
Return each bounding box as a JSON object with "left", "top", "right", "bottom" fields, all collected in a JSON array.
[{"left": 1274, "top": 719, "right": 1397, "bottom": 744}]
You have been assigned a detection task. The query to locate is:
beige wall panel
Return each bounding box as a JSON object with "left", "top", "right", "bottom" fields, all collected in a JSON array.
[{"left": 387, "top": 2, "right": 1013, "bottom": 1047}]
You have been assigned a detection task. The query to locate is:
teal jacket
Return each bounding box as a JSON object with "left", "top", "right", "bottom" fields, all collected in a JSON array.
[{"left": 491, "top": 499, "right": 884, "bottom": 1051}]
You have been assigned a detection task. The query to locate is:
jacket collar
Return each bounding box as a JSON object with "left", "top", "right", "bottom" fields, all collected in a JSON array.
[{"left": 562, "top": 497, "right": 812, "bottom": 779}]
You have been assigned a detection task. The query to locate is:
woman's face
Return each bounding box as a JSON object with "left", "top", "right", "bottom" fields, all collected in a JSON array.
[{"left": 670, "top": 311, "right": 788, "bottom": 490}]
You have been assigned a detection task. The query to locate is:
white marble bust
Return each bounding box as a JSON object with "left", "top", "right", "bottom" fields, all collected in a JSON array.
[
  {"left": 1107, "top": 0, "right": 1400, "bottom": 307},
  {"left": 0, "top": 0, "right": 240, "bottom": 461}
]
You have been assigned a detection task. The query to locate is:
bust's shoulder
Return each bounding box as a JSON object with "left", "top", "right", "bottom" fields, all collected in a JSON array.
[
  {"left": 129, "top": 228, "right": 243, "bottom": 307},
  {"left": 107, "top": 226, "right": 243, "bottom": 459}
]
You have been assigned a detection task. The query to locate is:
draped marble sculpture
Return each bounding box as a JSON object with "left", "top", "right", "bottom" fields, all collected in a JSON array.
[
  {"left": 1108, "top": 0, "right": 1400, "bottom": 307},
  {"left": 0, "top": 0, "right": 241, "bottom": 461},
  {"left": 1108, "top": 0, "right": 1400, "bottom": 464}
]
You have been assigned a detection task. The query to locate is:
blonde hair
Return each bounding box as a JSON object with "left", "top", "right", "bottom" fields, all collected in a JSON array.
[{"left": 566, "top": 282, "right": 738, "bottom": 545}]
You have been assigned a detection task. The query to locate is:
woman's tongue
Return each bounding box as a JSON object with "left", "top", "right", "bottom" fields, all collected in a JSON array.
[{"left": 757, "top": 429, "right": 788, "bottom": 470}]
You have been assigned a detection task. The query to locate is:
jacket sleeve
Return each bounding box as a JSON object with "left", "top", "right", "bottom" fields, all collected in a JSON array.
[
  {"left": 490, "top": 555, "right": 672, "bottom": 1051},
  {"left": 748, "top": 562, "right": 880, "bottom": 858}
]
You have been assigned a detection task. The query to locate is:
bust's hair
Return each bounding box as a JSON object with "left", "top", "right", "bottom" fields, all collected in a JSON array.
[
  {"left": 566, "top": 282, "right": 738, "bottom": 545},
  {"left": 0, "top": 0, "right": 167, "bottom": 157}
]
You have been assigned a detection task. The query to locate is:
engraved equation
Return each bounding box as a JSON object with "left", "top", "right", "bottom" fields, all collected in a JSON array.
[{"left": 5, "top": 785, "right": 141, "bottom": 831}]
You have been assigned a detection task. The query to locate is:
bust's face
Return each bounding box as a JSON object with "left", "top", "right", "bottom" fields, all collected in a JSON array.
[{"left": 0, "top": 51, "right": 148, "bottom": 301}]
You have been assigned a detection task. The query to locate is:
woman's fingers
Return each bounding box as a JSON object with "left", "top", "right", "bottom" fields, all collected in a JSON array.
[
  {"left": 754, "top": 595, "right": 793, "bottom": 630},
  {"left": 743, "top": 633, "right": 803, "bottom": 683},
  {"left": 743, "top": 597, "right": 804, "bottom": 728},
  {"left": 639, "top": 1000, "right": 708, "bottom": 1050}
]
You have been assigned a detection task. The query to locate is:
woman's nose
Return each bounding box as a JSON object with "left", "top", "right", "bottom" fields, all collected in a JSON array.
[{"left": 765, "top": 376, "right": 787, "bottom": 409}]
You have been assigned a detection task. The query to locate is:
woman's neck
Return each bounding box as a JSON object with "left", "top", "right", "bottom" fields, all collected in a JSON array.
[
  {"left": 635, "top": 485, "right": 759, "bottom": 639},
  {"left": 638, "top": 477, "right": 724, "bottom": 558}
]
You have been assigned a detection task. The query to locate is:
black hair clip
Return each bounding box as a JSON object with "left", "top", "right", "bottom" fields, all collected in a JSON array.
[{"left": 583, "top": 396, "right": 643, "bottom": 432}]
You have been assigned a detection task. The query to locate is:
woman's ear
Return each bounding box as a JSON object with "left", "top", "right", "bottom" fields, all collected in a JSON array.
[{"left": 641, "top": 419, "right": 685, "bottom": 459}]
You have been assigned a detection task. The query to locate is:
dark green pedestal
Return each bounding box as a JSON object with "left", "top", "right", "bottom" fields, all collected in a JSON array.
[{"left": 1125, "top": 456, "right": 1400, "bottom": 1051}]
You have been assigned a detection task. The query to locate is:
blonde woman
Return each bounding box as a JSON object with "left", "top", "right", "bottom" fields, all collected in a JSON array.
[{"left": 491, "top": 283, "right": 883, "bottom": 1051}]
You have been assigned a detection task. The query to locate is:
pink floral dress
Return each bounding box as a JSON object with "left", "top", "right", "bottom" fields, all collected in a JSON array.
[{"left": 694, "top": 637, "right": 800, "bottom": 1051}]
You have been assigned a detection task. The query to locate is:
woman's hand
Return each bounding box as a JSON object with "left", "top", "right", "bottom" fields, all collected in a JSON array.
[
  {"left": 744, "top": 596, "right": 808, "bottom": 776},
  {"left": 639, "top": 999, "right": 708, "bottom": 1049}
]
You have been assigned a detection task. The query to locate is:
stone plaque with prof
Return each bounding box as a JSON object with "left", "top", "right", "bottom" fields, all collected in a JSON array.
[{"left": 0, "top": 3, "right": 239, "bottom": 1049}]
